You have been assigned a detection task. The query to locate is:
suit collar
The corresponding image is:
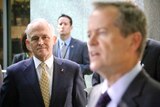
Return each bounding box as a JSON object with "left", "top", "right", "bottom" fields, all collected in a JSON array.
[
  {"left": 69, "top": 38, "right": 76, "bottom": 59},
  {"left": 53, "top": 37, "right": 77, "bottom": 59},
  {"left": 23, "top": 58, "right": 44, "bottom": 105},
  {"left": 120, "top": 69, "right": 147, "bottom": 107},
  {"left": 58, "top": 37, "right": 71, "bottom": 47},
  {"left": 23, "top": 57, "right": 65, "bottom": 107},
  {"left": 69, "top": 37, "right": 76, "bottom": 46},
  {"left": 50, "top": 57, "right": 68, "bottom": 106}
]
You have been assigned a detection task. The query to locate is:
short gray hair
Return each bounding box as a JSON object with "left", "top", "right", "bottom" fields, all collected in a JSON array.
[{"left": 25, "top": 18, "right": 55, "bottom": 39}]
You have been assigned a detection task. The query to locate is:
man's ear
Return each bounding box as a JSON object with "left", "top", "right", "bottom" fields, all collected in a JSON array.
[
  {"left": 25, "top": 39, "right": 32, "bottom": 51},
  {"left": 130, "top": 32, "right": 142, "bottom": 52},
  {"left": 53, "top": 36, "right": 57, "bottom": 44}
]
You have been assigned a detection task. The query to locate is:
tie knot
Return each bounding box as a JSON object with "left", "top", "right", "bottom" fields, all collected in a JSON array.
[
  {"left": 40, "top": 63, "right": 46, "bottom": 69},
  {"left": 62, "top": 42, "right": 66, "bottom": 46}
]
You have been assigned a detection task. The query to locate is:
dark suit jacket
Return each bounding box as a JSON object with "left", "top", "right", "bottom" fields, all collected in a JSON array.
[
  {"left": 0, "top": 57, "right": 87, "bottom": 107},
  {"left": 88, "top": 70, "right": 160, "bottom": 107},
  {"left": 92, "top": 38, "right": 160, "bottom": 86},
  {"left": 141, "top": 38, "right": 160, "bottom": 82},
  {"left": 53, "top": 37, "right": 92, "bottom": 75},
  {"left": 12, "top": 53, "right": 29, "bottom": 64},
  {"left": 120, "top": 70, "right": 160, "bottom": 107}
]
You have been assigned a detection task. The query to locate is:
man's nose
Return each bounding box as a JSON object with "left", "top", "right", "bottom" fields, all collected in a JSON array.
[
  {"left": 38, "top": 37, "right": 44, "bottom": 45},
  {"left": 88, "top": 32, "right": 98, "bottom": 46}
]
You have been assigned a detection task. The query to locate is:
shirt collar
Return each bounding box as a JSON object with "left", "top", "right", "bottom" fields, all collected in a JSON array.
[
  {"left": 58, "top": 37, "right": 71, "bottom": 47},
  {"left": 33, "top": 55, "right": 54, "bottom": 69},
  {"left": 101, "top": 62, "right": 142, "bottom": 104}
]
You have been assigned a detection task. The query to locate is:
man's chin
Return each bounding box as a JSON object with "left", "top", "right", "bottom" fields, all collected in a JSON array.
[
  {"left": 90, "top": 63, "right": 99, "bottom": 72},
  {"left": 60, "top": 34, "right": 66, "bottom": 36}
]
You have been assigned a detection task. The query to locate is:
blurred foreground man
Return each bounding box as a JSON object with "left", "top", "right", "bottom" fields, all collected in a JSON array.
[{"left": 87, "top": 1, "right": 160, "bottom": 107}]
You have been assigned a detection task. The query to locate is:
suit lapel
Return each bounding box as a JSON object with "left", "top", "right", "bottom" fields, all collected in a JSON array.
[
  {"left": 50, "top": 57, "right": 64, "bottom": 106},
  {"left": 69, "top": 38, "right": 76, "bottom": 60},
  {"left": 120, "top": 70, "right": 147, "bottom": 107},
  {"left": 23, "top": 58, "right": 44, "bottom": 105}
]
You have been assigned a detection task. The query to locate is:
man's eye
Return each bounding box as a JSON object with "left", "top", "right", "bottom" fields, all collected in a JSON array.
[
  {"left": 99, "top": 31, "right": 107, "bottom": 36},
  {"left": 31, "top": 37, "right": 39, "bottom": 41},
  {"left": 42, "top": 36, "right": 47, "bottom": 39},
  {"left": 87, "top": 34, "right": 91, "bottom": 38},
  {"left": 42, "top": 36, "right": 50, "bottom": 40},
  {"left": 59, "top": 23, "right": 63, "bottom": 26}
]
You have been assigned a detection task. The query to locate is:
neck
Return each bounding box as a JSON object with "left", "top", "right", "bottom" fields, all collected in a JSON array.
[
  {"left": 60, "top": 34, "right": 70, "bottom": 41},
  {"left": 28, "top": 52, "right": 33, "bottom": 57},
  {"left": 102, "top": 59, "right": 139, "bottom": 87}
]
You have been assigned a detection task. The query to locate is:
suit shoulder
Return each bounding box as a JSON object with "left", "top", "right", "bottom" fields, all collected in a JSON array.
[
  {"left": 72, "top": 38, "right": 87, "bottom": 45},
  {"left": 147, "top": 39, "right": 160, "bottom": 50},
  {"left": 12, "top": 53, "right": 25, "bottom": 59},
  {"left": 7, "top": 58, "right": 31, "bottom": 72},
  {"left": 145, "top": 75, "right": 160, "bottom": 92},
  {"left": 55, "top": 57, "right": 79, "bottom": 67},
  {"left": 63, "top": 59, "right": 79, "bottom": 68},
  {"left": 134, "top": 70, "right": 160, "bottom": 95}
]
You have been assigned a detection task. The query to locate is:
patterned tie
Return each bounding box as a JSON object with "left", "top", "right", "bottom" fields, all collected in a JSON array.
[
  {"left": 40, "top": 63, "right": 50, "bottom": 107},
  {"left": 60, "top": 42, "right": 67, "bottom": 58},
  {"left": 96, "top": 91, "right": 111, "bottom": 107}
]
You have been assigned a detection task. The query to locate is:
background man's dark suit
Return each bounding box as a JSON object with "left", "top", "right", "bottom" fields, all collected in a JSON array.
[
  {"left": 53, "top": 37, "right": 92, "bottom": 75},
  {"left": 92, "top": 38, "right": 160, "bottom": 86},
  {"left": 0, "top": 57, "right": 87, "bottom": 107},
  {"left": 141, "top": 38, "right": 160, "bottom": 82},
  {"left": 12, "top": 53, "right": 29, "bottom": 64},
  {"left": 88, "top": 70, "right": 160, "bottom": 107}
]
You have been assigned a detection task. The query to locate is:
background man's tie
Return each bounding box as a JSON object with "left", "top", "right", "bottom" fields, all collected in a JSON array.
[
  {"left": 96, "top": 91, "right": 111, "bottom": 107},
  {"left": 40, "top": 63, "right": 50, "bottom": 107},
  {"left": 61, "top": 42, "right": 67, "bottom": 58}
]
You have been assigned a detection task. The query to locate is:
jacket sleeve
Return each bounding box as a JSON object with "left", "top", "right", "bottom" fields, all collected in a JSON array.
[
  {"left": 73, "top": 66, "right": 87, "bottom": 107},
  {"left": 0, "top": 68, "right": 19, "bottom": 107},
  {"left": 80, "top": 42, "right": 92, "bottom": 75}
]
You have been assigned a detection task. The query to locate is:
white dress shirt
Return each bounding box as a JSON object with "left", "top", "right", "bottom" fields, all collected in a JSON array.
[
  {"left": 33, "top": 55, "right": 54, "bottom": 96},
  {"left": 58, "top": 37, "right": 71, "bottom": 59},
  {"left": 98, "top": 62, "right": 142, "bottom": 107}
]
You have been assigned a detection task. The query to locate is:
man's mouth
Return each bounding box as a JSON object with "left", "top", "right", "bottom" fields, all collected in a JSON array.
[{"left": 90, "top": 51, "right": 100, "bottom": 57}]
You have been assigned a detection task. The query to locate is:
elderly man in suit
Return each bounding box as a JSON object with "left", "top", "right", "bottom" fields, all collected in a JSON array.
[
  {"left": 53, "top": 14, "right": 92, "bottom": 76},
  {"left": 0, "top": 18, "right": 87, "bottom": 107},
  {"left": 87, "top": 1, "right": 160, "bottom": 107}
]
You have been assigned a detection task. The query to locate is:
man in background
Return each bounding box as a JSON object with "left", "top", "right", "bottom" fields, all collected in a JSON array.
[
  {"left": 12, "top": 32, "right": 33, "bottom": 64},
  {"left": 87, "top": 1, "right": 160, "bottom": 107},
  {"left": 53, "top": 14, "right": 92, "bottom": 76}
]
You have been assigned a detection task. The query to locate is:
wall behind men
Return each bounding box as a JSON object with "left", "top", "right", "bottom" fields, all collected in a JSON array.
[
  {"left": 144, "top": 0, "right": 160, "bottom": 41},
  {"left": 31, "top": 0, "right": 92, "bottom": 42}
]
